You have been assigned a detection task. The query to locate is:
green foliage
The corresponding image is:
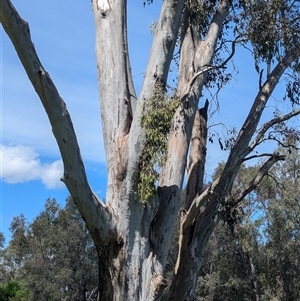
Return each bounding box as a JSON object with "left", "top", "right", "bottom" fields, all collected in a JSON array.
[
  {"left": 285, "top": 74, "right": 300, "bottom": 105},
  {"left": 138, "top": 83, "right": 180, "bottom": 203},
  {"left": 0, "top": 281, "right": 29, "bottom": 301},
  {"left": 237, "top": 0, "right": 300, "bottom": 64},
  {"left": 187, "top": 0, "right": 219, "bottom": 36},
  {"left": 2, "top": 198, "right": 98, "bottom": 301},
  {"left": 195, "top": 145, "right": 300, "bottom": 300},
  {"left": 197, "top": 226, "right": 255, "bottom": 301}
]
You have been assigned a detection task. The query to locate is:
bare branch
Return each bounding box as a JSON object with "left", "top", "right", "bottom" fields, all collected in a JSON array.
[
  {"left": 232, "top": 153, "right": 285, "bottom": 204},
  {"left": 271, "top": 137, "right": 300, "bottom": 150},
  {"left": 259, "top": 69, "right": 264, "bottom": 89},
  {"left": 248, "top": 108, "right": 300, "bottom": 151},
  {"left": 244, "top": 153, "right": 275, "bottom": 161},
  {"left": 0, "top": 0, "right": 114, "bottom": 239},
  {"left": 258, "top": 135, "right": 300, "bottom": 150},
  {"left": 225, "top": 45, "right": 300, "bottom": 167}
]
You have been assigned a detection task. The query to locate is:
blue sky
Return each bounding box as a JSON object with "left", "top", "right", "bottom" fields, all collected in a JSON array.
[
  {"left": 0, "top": 0, "right": 292, "bottom": 243},
  {"left": 0, "top": 0, "right": 161, "bottom": 242}
]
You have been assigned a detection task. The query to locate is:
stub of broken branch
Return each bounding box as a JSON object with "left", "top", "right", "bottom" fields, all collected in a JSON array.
[{"left": 151, "top": 272, "right": 168, "bottom": 299}]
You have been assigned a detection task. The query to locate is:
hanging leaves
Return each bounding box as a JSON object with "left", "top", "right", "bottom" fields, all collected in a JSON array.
[{"left": 138, "top": 83, "right": 180, "bottom": 203}]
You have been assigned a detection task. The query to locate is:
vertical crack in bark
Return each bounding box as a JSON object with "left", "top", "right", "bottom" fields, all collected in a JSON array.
[{"left": 93, "top": 0, "right": 135, "bottom": 189}]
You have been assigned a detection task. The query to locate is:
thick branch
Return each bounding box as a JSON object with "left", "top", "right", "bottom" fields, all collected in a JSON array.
[
  {"left": 244, "top": 153, "right": 277, "bottom": 161},
  {"left": 181, "top": 37, "right": 238, "bottom": 101},
  {"left": 151, "top": 0, "right": 230, "bottom": 276},
  {"left": 127, "top": 0, "right": 185, "bottom": 176},
  {"left": 0, "top": 0, "right": 114, "bottom": 239},
  {"left": 182, "top": 46, "right": 300, "bottom": 232},
  {"left": 182, "top": 180, "right": 217, "bottom": 231},
  {"left": 229, "top": 46, "right": 300, "bottom": 163},
  {"left": 92, "top": 0, "right": 137, "bottom": 194},
  {"left": 185, "top": 100, "right": 209, "bottom": 210}
]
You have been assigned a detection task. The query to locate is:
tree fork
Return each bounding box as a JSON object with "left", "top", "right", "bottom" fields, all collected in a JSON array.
[{"left": 152, "top": 1, "right": 231, "bottom": 278}]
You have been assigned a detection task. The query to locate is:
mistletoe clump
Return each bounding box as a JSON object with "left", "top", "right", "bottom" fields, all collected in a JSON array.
[{"left": 138, "top": 84, "right": 180, "bottom": 203}]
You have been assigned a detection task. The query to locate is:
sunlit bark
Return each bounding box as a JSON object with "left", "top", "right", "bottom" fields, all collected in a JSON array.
[{"left": 1, "top": 0, "right": 300, "bottom": 300}]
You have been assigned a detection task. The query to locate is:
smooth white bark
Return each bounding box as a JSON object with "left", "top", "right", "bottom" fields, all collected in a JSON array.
[
  {"left": 2, "top": 0, "right": 300, "bottom": 300},
  {"left": 0, "top": 0, "right": 113, "bottom": 241}
]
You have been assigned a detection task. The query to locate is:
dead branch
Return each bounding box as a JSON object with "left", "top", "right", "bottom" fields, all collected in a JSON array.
[
  {"left": 232, "top": 153, "right": 285, "bottom": 205},
  {"left": 248, "top": 108, "right": 300, "bottom": 151}
]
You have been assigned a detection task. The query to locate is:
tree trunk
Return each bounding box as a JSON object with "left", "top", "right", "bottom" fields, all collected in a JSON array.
[
  {"left": 2, "top": 0, "right": 300, "bottom": 300},
  {"left": 185, "top": 102, "right": 209, "bottom": 210},
  {"left": 91, "top": 0, "right": 185, "bottom": 300},
  {"left": 169, "top": 200, "right": 219, "bottom": 301},
  {"left": 248, "top": 252, "right": 260, "bottom": 301}
]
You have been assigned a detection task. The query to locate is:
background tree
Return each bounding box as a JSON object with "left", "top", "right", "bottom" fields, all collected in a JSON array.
[
  {"left": 1, "top": 0, "right": 299, "bottom": 300},
  {"left": 1, "top": 198, "right": 98, "bottom": 301},
  {"left": 0, "top": 280, "right": 29, "bottom": 301},
  {"left": 257, "top": 142, "right": 300, "bottom": 301},
  {"left": 195, "top": 163, "right": 266, "bottom": 301},
  {"left": 193, "top": 143, "right": 300, "bottom": 300}
]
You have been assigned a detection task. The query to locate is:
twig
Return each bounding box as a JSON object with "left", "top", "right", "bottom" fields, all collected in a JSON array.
[
  {"left": 243, "top": 153, "right": 274, "bottom": 162},
  {"left": 259, "top": 69, "right": 263, "bottom": 89},
  {"left": 232, "top": 153, "right": 285, "bottom": 205}
]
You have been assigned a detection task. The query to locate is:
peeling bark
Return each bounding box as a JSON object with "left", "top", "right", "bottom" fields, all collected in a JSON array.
[
  {"left": 2, "top": 0, "right": 300, "bottom": 300},
  {"left": 169, "top": 46, "right": 300, "bottom": 301},
  {"left": 91, "top": 0, "right": 186, "bottom": 299},
  {"left": 186, "top": 100, "right": 209, "bottom": 210}
]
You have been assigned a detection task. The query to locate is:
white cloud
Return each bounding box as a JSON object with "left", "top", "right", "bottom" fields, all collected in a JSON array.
[
  {"left": 0, "top": 144, "right": 64, "bottom": 189},
  {"left": 1, "top": 58, "right": 105, "bottom": 163}
]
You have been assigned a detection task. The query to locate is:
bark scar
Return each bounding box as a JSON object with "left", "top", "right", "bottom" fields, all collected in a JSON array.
[
  {"left": 151, "top": 272, "right": 168, "bottom": 298},
  {"left": 97, "top": 0, "right": 111, "bottom": 16}
]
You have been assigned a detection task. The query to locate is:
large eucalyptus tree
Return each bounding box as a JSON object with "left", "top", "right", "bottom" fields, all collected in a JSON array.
[{"left": 1, "top": 0, "right": 299, "bottom": 300}]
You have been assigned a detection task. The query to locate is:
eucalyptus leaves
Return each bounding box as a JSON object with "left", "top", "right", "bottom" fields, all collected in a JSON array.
[{"left": 138, "top": 84, "right": 180, "bottom": 203}]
